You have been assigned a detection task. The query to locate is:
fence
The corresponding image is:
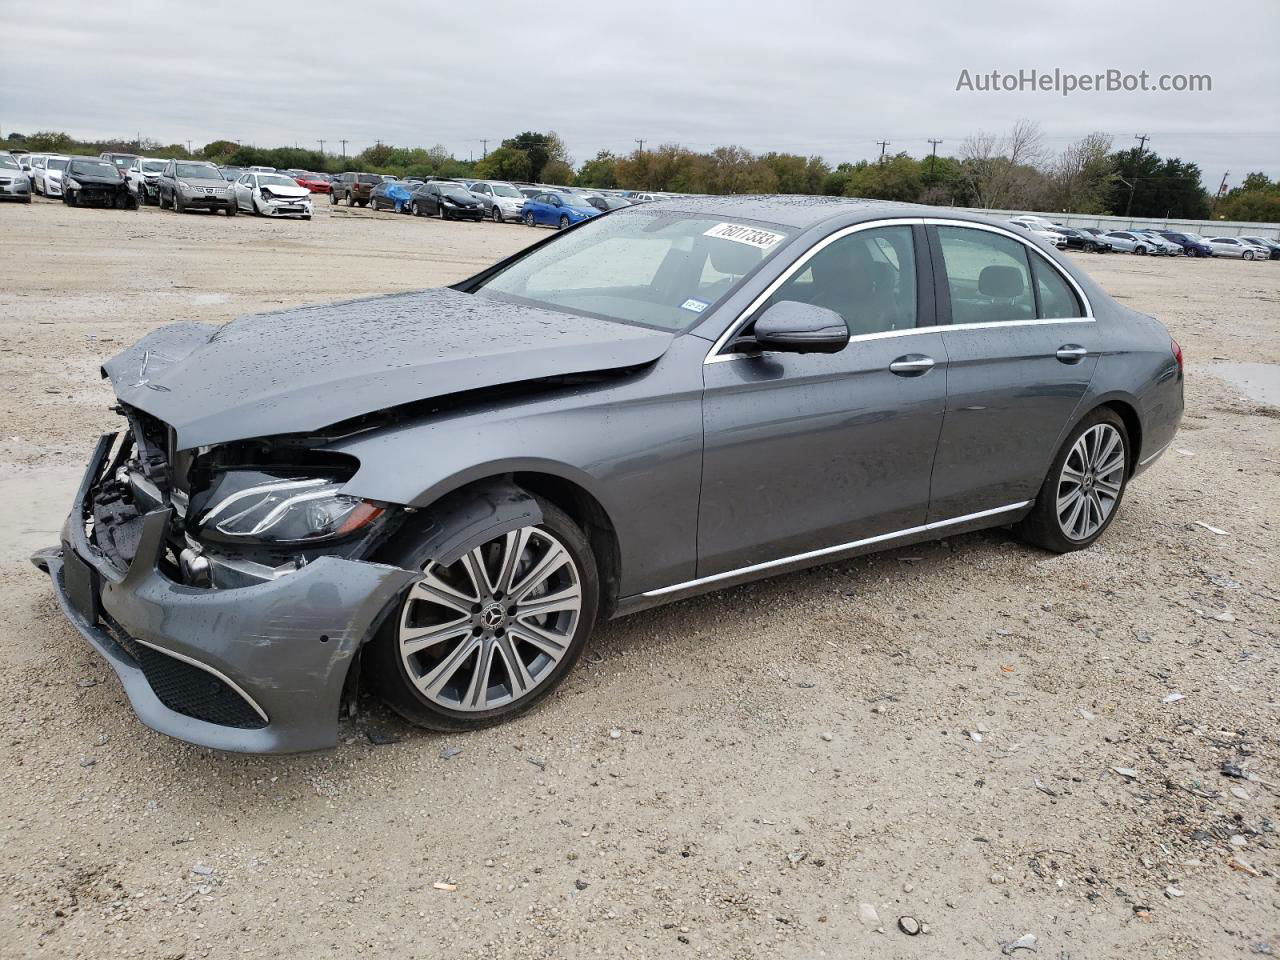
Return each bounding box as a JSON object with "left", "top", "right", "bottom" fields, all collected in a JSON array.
[{"left": 964, "top": 208, "right": 1280, "bottom": 241}]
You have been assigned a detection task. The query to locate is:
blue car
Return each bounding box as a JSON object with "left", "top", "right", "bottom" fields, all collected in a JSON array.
[
  {"left": 369, "top": 180, "right": 413, "bottom": 213},
  {"left": 521, "top": 190, "right": 599, "bottom": 229},
  {"left": 1158, "top": 231, "right": 1214, "bottom": 258}
]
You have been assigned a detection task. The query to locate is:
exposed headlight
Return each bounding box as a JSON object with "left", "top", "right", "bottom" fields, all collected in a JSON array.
[
  {"left": 197, "top": 475, "right": 383, "bottom": 545},
  {"left": 66, "top": 178, "right": 82, "bottom": 189}
]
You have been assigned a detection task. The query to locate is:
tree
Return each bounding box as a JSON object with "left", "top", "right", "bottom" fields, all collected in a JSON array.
[
  {"left": 1104, "top": 148, "right": 1210, "bottom": 219},
  {"left": 842, "top": 154, "right": 923, "bottom": 202},
  {"left": 1045, "top": 132, "right": 1114, "bottom": 213},
  {"left": 1217, "top": 174, "right": 1280, "bottom": 222},
  {"left": 26, "top": 131, "right": 75, "bottom": 152},
  {"left": 959, "top": 119, "right": 1047, "bottom": 209},
  {"left": 501, "top": 131, "right": 568, "bottom": 182},
  {"left": 540, "top": 159, "right": 574, "bottom": 185},
  {"left": 474, "top": 146, "right": 531, "bottom": 182},
  {"left": 577, "top": 151, "right": 619, "bottom": 188}
]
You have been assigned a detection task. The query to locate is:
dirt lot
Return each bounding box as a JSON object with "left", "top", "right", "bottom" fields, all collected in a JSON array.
[{"left": 0, "top": 196, "right": 1276, "bottom": 959}]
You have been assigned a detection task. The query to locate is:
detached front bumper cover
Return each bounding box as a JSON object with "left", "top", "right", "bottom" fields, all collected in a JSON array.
[{"left": 32, "top": 434, "right": 418, "bottom": 754}]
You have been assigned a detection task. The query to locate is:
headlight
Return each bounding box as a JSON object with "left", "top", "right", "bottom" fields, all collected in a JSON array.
[
  {"left": 178, "top": 181, "right": 194, "bottom": 194},
  {"left": 196, "top": 475, "right": 383, "bottom": 545},
  {"left": 66, "top": 178, "right": 82, "bottom": 189}
]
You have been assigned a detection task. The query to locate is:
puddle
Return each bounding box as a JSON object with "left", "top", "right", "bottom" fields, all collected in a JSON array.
[{"left": 1205, "top": 362, "right": 1280, "bottom": 406}]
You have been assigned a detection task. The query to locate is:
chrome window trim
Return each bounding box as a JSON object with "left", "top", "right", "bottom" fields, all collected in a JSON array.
[
  {"left": 129, "top": 634, "right": 270, "bottom": 724},
  {"left": 642, "top": 500, "right": 1032, "bottom": 598},
  {"left": 705, "top": 216, "right": 1094, "bottom": 365}
]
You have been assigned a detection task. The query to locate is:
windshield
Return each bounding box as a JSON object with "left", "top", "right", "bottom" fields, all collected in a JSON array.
[
  {"left": 48, "top": 158, "right": 69, "bottom": 171},
  {"left": 0, "top": 156, "right": 19, "bottom": 170},
  {"left": 474, "top": 211, "right": 796, "bottom": 331},
  {"left": 70, "top": 159, "right": 119, "bottom": 177},
  {"left": 176, "top": 162, "right": 220, "bottom": 179},
  {"left": 108, "top": 156, "right": 135, "bottom": 167},
  {"left": 491, "top": 183, "right": 522, "bottom": 198},
  {"left": 258, "top": 174, "right": 299, "bottom": 188},
  {"left": 562, "top": 194, "right": 597, "bottom": 208},
  {"left": 142, "top": 160, "right": 167, "bottom": 173},
  {"left": 1180, "top": 232, "right": 1203, "bottom": 242},
  {"left": 440, "top": 185, "right": 472, "bottom": 200}
]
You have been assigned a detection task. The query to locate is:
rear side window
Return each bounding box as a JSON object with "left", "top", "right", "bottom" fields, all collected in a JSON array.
[
  {"left": 936, "top": 226, "right": 1034, "bottom": 325},
  {"left": 1033, "top": 259, "right": 1082, "bottom": 319}
]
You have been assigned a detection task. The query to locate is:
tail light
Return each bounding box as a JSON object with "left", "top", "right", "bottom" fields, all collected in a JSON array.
[{"left": 1171, "top": 339, "right": 1183, "bottom": 374}]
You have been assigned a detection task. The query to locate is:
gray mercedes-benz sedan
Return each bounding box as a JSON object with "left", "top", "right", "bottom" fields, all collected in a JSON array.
[{"left": 33, "top": 196, "right": 1183, "bottom": 753}]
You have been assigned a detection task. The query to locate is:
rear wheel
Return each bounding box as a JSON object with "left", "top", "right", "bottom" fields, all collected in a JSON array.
[
  {"left": 370, "top": 496, "right": 598, "bottom": 731},
  {"left": 1014, "top": 407, "right": 1129, "bottom": 553}
]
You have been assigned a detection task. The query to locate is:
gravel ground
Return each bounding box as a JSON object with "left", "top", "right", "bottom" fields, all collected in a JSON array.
[{"left": 0, "top": 197, "right": 1276, "bottom": 959}]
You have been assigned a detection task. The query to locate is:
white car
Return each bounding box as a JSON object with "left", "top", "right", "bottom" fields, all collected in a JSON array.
[
  {"left": 36, "top": 155, "right": 71, "bottom": 197},
  {"left": 232, "top": 171, "right": 313, "bottom": 219},
  {"left": 1205, "top": 237, "right": 1270, "bottom": 261},
  {"left": 468, "top": 180, "right": 527, "bottom": 222},
  {"left": 1006, "top": 219, "right": 1067, "bottom": 250},
  {"left": 1134, "top": 231, "right": 1184, "bottom": 257},
  {"left": 1102, "top": 231, "right": 1166, "bottom": 255},
  {"left": 127, "top": 157, "right": 170, "bottom": 205},
  {"left": 1008, "top": 214, "right": 1059, "bottom": 231}
]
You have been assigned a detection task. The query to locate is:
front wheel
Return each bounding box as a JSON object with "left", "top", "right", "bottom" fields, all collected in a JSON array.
[
  {"left": 173, "top": 192, "right": 185, "bottom": 213},
  {"left": 330, "top": 192, "right": 338, "bottom": 205},
  {"left": 1243, "top": 250, "right": 1255, "bottom": 261},
  {"left": 1014, "top": 408, "right": 1129, "bottom": 553},
  {"left": 411, "top": 201, "right": 420, "bottom": 216},
  {"left": 523, "top": 211, "right": 535, "bottom": 227},
  {"left": 558, "top": 215, "right": 570, "bottom": 230},
  {"left": 1134, "top": 245, "right": 1146, "bottom": 255},
  {"left": 225, "top": 202, "right": 237, "bottom": 217},
  {"left": 370, "top": 496, "right": 598, "bottom": 731},
  {"left": 491, "top": 206, "right": 503, "bottom": 223}
]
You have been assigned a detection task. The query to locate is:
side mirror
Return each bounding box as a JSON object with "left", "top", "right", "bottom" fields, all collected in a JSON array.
[{"left": 744, "top": 301, "right": 849, "bottom": 355}]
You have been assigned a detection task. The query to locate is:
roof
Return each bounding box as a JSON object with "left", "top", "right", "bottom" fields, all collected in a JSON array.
[{"left": 634, "top": 194, "right": 999, "bottom": 231}]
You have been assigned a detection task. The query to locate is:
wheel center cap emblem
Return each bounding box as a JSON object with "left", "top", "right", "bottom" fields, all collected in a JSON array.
[{"left": 481, "top": 603, "right": 505, "bottom": 629}]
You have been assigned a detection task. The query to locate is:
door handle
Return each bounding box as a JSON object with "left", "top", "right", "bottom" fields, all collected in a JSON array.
[
  {"left": 1056, "top": 344, "right": 1089, "bottom": 364},
  {"left": 888, "top": 354, "right": 936, "bottom": 377}
]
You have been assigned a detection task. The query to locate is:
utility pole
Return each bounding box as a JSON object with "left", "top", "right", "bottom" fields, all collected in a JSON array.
[
  {"left": 318, "top": 139, "right": 326, "bottom": 156},
  {"left": 186, "top": 140, "right": 192, "bottom": 155},
  {"left": 927, "top": 138, "right": 942, "bottom": 180},
  {"left": 634, "top": 139, "right": 646, "bottom": 154},
  {"left": 339, "top": 139, "right": 348, "bottom": 159},
  {"left": 1211, "top": 171, "right": 1230, "bottom": 217},
  {"left": 480, "top": 138, "right": 488, "bottom": 159},
  {"left": 1134, "top": 133, "right": 1149, "bottom": 154},
  {"left": 876, "top": 140, "right": 890, "bottom": 161}
]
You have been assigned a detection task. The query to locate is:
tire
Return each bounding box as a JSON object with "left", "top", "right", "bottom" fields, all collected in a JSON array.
[
  {"left": 174, "top": 192, "right": 185, "bottom": 214},
  {"left": 1014, "top": 407, "right": 1129, "bottom": 554},
  {"left": 370, "top": 495, "right": 599, "bottom": 732},
  {"left": 64, "top": 190, "right": 75, "bottom": 206},
  {"left": 411, "top": 201, "right": 420, "bottom": 216},
  {"left": 1243, "top": 250, "right": 1254, "bottom": 261},
  {"left": 524, "top": 211, "right": 535, "bottom": 227},
  {"left": 1134, "top": 245, "right": 1146, "bottom": 255},
  {"left": 330, "top": 192, "right": 338, "bottom": 205},
  {"left": 558, "top": 215, "right": 570, "bottom": 230},
  {"left": 491, "top": 206, "right": 502, "bottom": 223},
  {"left": 438, "top": 203, "right": 446, "bottom": 220},
  {"left": 357, "top": 199, "right": 368, "bottom": 207},
  {"left": 225, "top": 202, "right": 237, "bottom": 217}
]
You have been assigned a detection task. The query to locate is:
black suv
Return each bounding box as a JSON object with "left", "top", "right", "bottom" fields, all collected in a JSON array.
[{"left": 330, "top": 172, "right": 381, "bottom": 207}]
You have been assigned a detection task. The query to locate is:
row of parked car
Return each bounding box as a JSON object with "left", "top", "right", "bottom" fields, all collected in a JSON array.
[{"left": 1006, "top": 214, "right": 1280, "bottom": 261}]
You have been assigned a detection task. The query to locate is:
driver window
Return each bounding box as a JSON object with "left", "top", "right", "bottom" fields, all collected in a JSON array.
[
  {"left": 936, "top": 226, "right": 1034, "bottom": 325},
  {"left": 759, "top": 225, "right": 918, "bottom": 336}
]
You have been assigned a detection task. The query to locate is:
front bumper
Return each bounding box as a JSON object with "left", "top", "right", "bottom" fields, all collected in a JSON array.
[
  {"left": 261, "top": 199, "right": 312, "bottom": 217},
  {"left": 180, "top": 191, "right": 233, "bottom": 209},
  {"left": 0, "top": 179, "right": 30, "bottom": 200},
  {"left": 44, "top": 178, "right": 64, "bottom": 197},
  {"left": 33, "top": 434, "right": 417, "bottom": 753}
]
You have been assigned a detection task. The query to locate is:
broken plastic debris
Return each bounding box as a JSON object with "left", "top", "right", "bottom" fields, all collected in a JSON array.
[
  {"left": 1162, "top": 693, "right": 1185, "bottom": 704},
  {"left": 433, "top": 881, "right": 458, "bottom": 891},
  {"left": 1192, "top": 521, "right": 1229, "bottom": 536},
  {"left": 1112, "top": 767, "right": 1139, "bottom": 780},
  {"left": 1001, "top": 933, "right": 1038, "bottom": 954}
]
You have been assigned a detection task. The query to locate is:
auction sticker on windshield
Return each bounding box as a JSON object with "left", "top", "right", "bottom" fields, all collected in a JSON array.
[{"left": 703, "top": 223, "right": 786, "bottom": 249}]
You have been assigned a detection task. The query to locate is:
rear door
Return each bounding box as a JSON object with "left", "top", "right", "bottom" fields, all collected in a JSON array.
[{"left": 925, "top": 222, "right": 1098, "bottom": 522}]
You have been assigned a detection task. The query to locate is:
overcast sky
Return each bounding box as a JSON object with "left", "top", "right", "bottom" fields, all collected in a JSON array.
[{"left": 5, "top": 0, "right": 1277, "bottom": 186}]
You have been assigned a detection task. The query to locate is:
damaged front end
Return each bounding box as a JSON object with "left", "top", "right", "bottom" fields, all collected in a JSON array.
[{"left": 32, "top": 406, "right": 419, "bottom": 753}]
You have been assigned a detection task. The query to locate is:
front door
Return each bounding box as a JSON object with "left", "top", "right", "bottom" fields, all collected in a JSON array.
[{"left": 697, "top": 223, "right": 948, "bottom": 577}]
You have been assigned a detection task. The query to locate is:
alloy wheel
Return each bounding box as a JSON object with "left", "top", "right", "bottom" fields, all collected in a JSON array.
[
  {"left": 398, "top": 527, "right": 582, "bottom": 712},
  {"left": 492, "top": 206, "right": 502, "bottom": 222},
  {"left": 1056, "top": 423, "right": 1124, "bottom": 541}
]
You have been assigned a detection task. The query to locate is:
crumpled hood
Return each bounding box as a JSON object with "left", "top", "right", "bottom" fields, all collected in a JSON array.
[{"left": 102, "top": 288, "right": 674, "bottom": 449}]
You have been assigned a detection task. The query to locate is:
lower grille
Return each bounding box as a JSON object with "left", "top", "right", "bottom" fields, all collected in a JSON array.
[{"left": 104, "top": 619, "right": 267, "bottom": 730}]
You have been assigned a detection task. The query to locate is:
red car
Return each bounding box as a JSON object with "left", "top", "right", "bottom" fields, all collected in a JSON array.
[{"left": 293, "top": 172, "right": 332, "bottom": 194}]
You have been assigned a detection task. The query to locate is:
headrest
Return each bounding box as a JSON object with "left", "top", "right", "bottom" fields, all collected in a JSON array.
[{"left": 979, "top": 264, "right": 1024, "bottom": 299}]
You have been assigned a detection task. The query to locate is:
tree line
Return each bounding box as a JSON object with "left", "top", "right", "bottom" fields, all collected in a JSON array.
[{"left": 4, "top": 124, "right": 1276, "bottom": 222}]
